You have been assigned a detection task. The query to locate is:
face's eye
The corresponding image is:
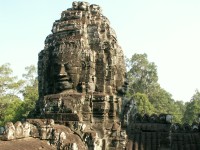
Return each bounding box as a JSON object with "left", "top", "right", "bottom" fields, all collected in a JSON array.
[
  {"left": 64, "top": 63, "right": 72, "bottom": 70},
  {"left": 53, "top": 64, "right": 61, "bottom": 73}
]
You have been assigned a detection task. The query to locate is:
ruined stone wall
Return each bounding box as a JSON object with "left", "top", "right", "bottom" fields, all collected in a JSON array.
[{"left": 126, "top": 113, "right": 200, "bottom": 150}]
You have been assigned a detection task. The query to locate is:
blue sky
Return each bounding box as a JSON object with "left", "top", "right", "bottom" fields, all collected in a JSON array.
[{"left": 1, "top": 0, "right": 200, "bottom": 102}]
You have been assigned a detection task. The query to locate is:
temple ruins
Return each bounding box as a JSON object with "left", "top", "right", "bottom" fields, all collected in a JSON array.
[{"left": 0, "top": 1, "right": 200, "bottom": 150}]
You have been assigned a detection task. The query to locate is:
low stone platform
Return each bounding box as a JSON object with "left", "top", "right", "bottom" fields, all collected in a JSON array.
[{"left": 0, "top": 137, "right": 55, "bottom": 150}]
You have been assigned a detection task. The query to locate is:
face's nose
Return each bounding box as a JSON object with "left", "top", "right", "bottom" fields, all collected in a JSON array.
[
  {"left": 59, "top": 64, "right": 67, "bottom": 76},
  {"left": 58, "top": 64, "right": 70, "bottom": 80}
]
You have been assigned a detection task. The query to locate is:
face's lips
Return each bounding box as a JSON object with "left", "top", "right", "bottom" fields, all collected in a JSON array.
[
  {"left": 56, "top": 78, "right": 72, "bottom": 86},
  {"left": 55, "top": 80, "right": 73, "bottom": 91},
  {"left": 57, "top": 81, "right": 71, "bottom": 85},
  {"left": 56, "top": 77, "right": 70, "bottom": 82}
]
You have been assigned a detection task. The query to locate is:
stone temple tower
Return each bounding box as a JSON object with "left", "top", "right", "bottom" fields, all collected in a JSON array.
[
  {"left": 35, "top": 1, "right": 127, "bottom": 149},
  {"left": 2, "top": 2, "right": 200, "bottom": 150}
]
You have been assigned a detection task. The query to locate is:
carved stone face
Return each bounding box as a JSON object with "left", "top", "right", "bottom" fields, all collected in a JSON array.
[
  {"left": 79, "top": 2, "right": 89, "bottom": 10},
  {"left": 46, "top": 43, "right": 82, "bottom": 94},
  {"left": 90, "top": 4, "right": 101, "bottom": 14},
  {"left": 53, "top": 63, "right": 73, "bottom": 92},
  {"left": 72, "top": 1, "right": 78, "bottom": 10}
]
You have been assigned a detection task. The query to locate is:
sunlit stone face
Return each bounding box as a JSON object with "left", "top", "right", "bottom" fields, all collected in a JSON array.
[
  {"left": 72, "top": 1, "right": 78, "bottom": 9},
  {"left": 53, "top": 62, "right": 73, "bottom": 92},
  {"left": 46, "top": 44, "right": 82, "bottom": 94}
]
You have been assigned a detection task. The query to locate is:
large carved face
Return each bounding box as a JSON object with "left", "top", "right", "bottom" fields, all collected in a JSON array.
[
  {"left": 46, "top": 41, "right": 82, "bottom": 94},
  {"left": 52, "top": 62, "right": 73, "bottom": 92}
]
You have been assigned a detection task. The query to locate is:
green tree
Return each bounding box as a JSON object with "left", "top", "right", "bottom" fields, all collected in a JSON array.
[
  {"left": 0, "top": 63, "right": 24, "bottom": 96},
  {"left": 127, "top": 53, "right": 158, "bottom": 95},
  {"left": 173, "top": 101, "right": 186, "bottom": 123},
  {"left": 0, "top": 64, "right": 38, "bottom": 126},
  {"left": 0, "top": 63, "right": 24, "bottom": 125},
  {"left": 1, "top": 96, "right": 23, "bottom": 124},
  {"left": 20, "top": 65, "right": 38, "bottom": 118},
  {"left": 132, "top": 92, "right": 155, "bottom": 115},
  {"left": 126, "top": 53, "right": 185, "bottom": 123},
  {"left": 148, "top": 86, "right": 172, "bottom": 113},
  {"left": 148, "top": 84, "right": 184, "bottom": 123},
  {"left": 183, "top": 90, "right": 200, "bottom": 124}
]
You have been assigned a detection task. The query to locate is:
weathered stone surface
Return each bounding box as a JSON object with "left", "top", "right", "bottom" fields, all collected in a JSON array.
[
  {"left": 0, "top": 137, "right": 55, "bottom": 150},
  {"left": 2, "top": 122, "right": 15, "bottom": 141},
  {"left": 2, "top": 1, "right": 200, "bottom": 150},
  {"left": 33, "top": 1, "right": 127, "bottom": 149},
  {"left": 0, "top": 127, "right": 4, "bottom": 135},
  {"left": 14, "top": 121, "right": 24, "bottom": 139},
  {"left": 125, "top": 113, "right": 200, "bottom": 150}
]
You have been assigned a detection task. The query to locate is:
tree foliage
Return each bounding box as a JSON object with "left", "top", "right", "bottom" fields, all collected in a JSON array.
[
  {"left": 174, "top": 101, "right": 186, "bottom": 123},
  {"left": 126, "top": 53, "right": 186, "bottom": 123},
  {"left": 0, "top": 64, "right": 38, "bottom": 126},
  {"left": 0, "top": 63, "right": 24, "bottom": 125},
  {"left": 132, "top": 92, "right": 155, "bottom": 115},
  {"left": 183, "top": 90, "right": 200, "bottom": 124},
  {"left": 20, "top": 65, "right": 38, "bottom": 118},
  {"left": 127, "top": 53, "right": 158, "bottom": 95},
  {"left": 0, "top": 63, "right": 24, "bottom": 96}
]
